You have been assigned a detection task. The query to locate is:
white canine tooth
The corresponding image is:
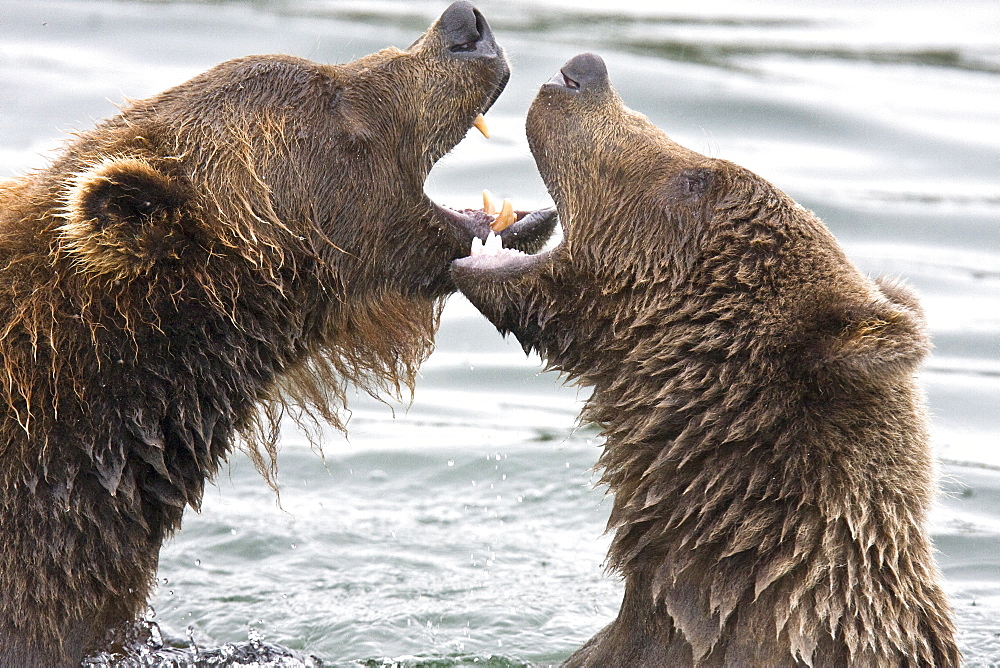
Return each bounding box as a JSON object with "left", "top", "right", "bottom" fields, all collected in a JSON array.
[
  {"left": 470, "top": 236, "right": 485, "bottom": 255},
  {"left": 484, "top": 231, "right": 503, "bottom": 254}
]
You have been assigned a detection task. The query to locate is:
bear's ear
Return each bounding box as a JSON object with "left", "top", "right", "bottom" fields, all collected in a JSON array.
[
  {"left": 815, "top": 282, "right": 930, "bottom": 381},
  {"left": 60, "top": 156, "right": 189, "bottom": 278}
]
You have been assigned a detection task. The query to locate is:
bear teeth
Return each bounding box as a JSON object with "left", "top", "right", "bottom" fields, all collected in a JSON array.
[
  {"left": 482, "top": 189, "right": 517, "bottom": 232},
  {"left": 482, "top": 189, "right": 497, "bottom": 215},
  {"left": 473, "top": 113, "right": 490, "bottom": 138},
  {"left": 490, "top": 198, "right": 516, "bottom": 232},
  {"left": 470, "top": 231, "right": 525, "bottom": 258}
]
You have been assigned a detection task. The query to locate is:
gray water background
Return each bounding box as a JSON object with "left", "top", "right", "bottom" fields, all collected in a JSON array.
[{"left": 1, "top": 0, "right": 998, "bottom": 665}]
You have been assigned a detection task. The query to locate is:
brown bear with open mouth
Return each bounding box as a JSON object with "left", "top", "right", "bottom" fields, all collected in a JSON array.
[
  {"left": 453, "top": 53, "right": 959, "bottom": 667},
  {"left": 0, "top": 3, "right": 554, "bottom": 666}
]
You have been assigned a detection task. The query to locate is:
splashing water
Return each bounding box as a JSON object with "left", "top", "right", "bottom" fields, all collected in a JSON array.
[{"left": 81, "top": 613, "right": 324, "bottom": 668}]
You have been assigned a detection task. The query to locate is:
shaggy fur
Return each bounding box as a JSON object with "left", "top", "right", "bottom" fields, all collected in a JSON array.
[
  {"left": 452, "top": 53, "right": 959, "bottom": 667},
  {"left": 0, "top": 4, "right": 555, "bottom": 666}
]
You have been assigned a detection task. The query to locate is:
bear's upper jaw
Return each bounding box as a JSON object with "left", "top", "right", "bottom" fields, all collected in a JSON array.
[
  {"left": 426, "top": 0, "right": 509, "bottom": 124},
  {"left": 433, "top": 201, "right": 556, "bottom": 260}
]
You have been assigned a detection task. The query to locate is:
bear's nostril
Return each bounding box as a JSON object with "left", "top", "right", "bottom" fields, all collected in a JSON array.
[
  {"left": 558, "top": 53, "right": 609, "bottom": 91},
  {"left": 440, "top": 1, "right": 482, "bottom": 52},
  {"left": 561, "top": 72, "right": 581, "bottom": 91},
  {"left": 450, "top": 40, "right": 478, "bottom": 53}
]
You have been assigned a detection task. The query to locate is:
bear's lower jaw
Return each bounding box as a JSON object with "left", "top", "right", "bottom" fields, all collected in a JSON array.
[{"left": 451, "top": 241, "right": 549, "bottom": 284}]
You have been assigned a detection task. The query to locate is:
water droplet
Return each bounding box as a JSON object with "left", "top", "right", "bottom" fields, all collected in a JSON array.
[
  {"left": 447, "top": 459, "right": 455, "bottom": 467},
  {"left": 194, "top": 559, "right": 201, "bottom": 567},
  {"left": 290, "top": 543, "right": 297, "bottom": 549}
]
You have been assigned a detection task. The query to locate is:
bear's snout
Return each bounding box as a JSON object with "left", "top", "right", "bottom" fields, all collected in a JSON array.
[
  {"left": 544, "top": 52, "right": 609, "bottom": 94},
  {"left": 439, "top": 1, "right": 502, "bottom": 60}
]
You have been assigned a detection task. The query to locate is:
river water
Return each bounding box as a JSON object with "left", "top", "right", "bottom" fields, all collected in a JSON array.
[{"left": 1, "top": 1, "right": 998, "bottom": 666}]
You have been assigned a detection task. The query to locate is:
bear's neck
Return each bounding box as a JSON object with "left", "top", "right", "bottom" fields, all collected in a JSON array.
[
  {"left": 579, "top": 326, "right": 958, "bottom": 666},
  {"left": 528, "top": 272, "right": 663, "bottom": 385}
]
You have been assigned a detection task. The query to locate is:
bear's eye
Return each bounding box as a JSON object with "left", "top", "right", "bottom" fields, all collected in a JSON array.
[
  {"left": 679, "top": 168, "right": 714, "bottom": 196},
  {"left": 328, "top": 88, "right": 342, "bottom": 112}
]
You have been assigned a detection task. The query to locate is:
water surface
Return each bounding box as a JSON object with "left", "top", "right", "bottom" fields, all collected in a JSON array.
[{"left": 1, "top": 0, "right": 998, "bottom": 665}]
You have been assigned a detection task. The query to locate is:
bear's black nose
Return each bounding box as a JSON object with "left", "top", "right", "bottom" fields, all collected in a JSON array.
[
  {"left": 440, "top": 1, "right": 499, "bottom": 58},
  {"left": 546, "top": 52, "right": 609, "bottom": 93}
]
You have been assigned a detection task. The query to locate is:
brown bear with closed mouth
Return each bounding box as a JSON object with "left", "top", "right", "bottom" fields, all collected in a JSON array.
[
  {"left": 0, "top": 3, "right": 554, "bottom": 666},
  {"left": 452, "top": 53, "right": 960, "bottom": 667}
]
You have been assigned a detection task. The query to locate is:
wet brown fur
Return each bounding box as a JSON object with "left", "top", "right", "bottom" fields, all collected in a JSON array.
[
  {"left": 452, "top": 55, "right": 960, "bottom": 667},
  {"left": 0, "top": 7, "right": 548, "bottom": 665}
]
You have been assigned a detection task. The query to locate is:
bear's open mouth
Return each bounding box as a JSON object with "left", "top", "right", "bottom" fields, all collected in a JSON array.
[
  {"left": 444, "top": 116, "right": 556, "bottom": 272},
  {"left": 449, "top": 213, "right": 553, "bottom": 276},
  {"left": 434, "top": 198, "right": 556, "bottom": 259},
  {"left": 431, "top": 114, "right": 558, "bottom": 260}
]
